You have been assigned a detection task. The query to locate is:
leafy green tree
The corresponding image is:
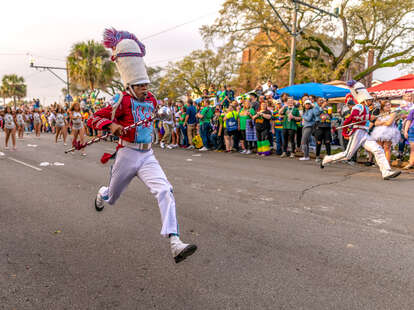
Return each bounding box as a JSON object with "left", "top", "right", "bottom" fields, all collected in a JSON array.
[
  {"left": 202, "top": 0, "right": 414, "bottom": 85},
  {"left": 67, "top": 40, "right": 116, "bottom": 92},
  {"left": 1, "top": 74, "right": 27, "bottom": 108},
  {"left": 158, "top": 48, "right": 239, "bottom": 100}
]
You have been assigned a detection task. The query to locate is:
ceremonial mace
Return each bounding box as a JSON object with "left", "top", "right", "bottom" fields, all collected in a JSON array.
[{"left": 64, "top": 106, "right": 172, "bottom": 153}]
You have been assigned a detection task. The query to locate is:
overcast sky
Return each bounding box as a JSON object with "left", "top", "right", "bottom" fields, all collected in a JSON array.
[{"left": 0, "top": 0, "right": 404, "bottom": 105}]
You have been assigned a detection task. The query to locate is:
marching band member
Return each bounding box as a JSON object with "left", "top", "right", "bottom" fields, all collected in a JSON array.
[
  {"left": 321, "top": 81, "right": 401, "bottom": 180},
  {"left": 87, "top": 28, "right": 197, "bottom": 263}
]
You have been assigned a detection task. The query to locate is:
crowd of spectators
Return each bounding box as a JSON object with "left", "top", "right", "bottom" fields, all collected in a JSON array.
[{"left": 152, "top": 83, "right": 414, "bottom": 169}]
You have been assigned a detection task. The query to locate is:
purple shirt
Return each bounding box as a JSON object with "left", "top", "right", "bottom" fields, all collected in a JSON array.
[{"left": 408, "top": 110, "right": 414, "bottom": 129}]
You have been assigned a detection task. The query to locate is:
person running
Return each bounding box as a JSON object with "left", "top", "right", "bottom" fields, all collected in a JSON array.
[
  {"left": 33, "top": 108, "right": 41, "bottom": 137},
  {"left": 69, "top": 101, "right": 86, "bottom": 156},
  {"left": 16, "top": 109, "right": 25, "bottom": 139},
  {"left": 4, "top": 107, "right": 17, "bottom": 150},
  {"left": 89, "top": 27, "right": 197, "bottom": 263},
  {"left": 55, "top": 105, "right": 68, "bottom": 145},
  {"left": 321, "top": 81, "right": 400, "bottom": 180}
]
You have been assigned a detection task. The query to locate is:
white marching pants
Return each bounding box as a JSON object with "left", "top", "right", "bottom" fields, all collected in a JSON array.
[
  {"left": 322, "top": 129, "right": 392, "bottom": 177},
  {"left": 99, "top": 147, "right": 178, "bottom": 237}
]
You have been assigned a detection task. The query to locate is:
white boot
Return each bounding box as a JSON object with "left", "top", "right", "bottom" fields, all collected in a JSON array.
[
  {"left": 382, "top": 170, "right": 401, "bottom": 180},
  {"left": 170, "top": 235, "right": 197, "bottom": 263},
  {"left": 94, "top": 186, "right": 107, "bottom": 212}
]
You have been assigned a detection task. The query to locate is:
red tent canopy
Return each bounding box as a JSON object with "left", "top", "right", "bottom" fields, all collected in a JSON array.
[{"left": 368, "top": 74, "right": 414, "bottom": 98}]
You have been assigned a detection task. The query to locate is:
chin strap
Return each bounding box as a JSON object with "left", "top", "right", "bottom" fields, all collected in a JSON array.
[{"left": 127, "top": 85, "right": 138, "bottom": 99}]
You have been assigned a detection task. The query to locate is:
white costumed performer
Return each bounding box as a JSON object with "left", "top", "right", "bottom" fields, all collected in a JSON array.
[{"left": 320, "top": 80, "right": 401, "bottom": 180}]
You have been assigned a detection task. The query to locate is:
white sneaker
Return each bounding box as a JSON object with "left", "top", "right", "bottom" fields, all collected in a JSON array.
[
  {"left": 315, "top": 158, "right": 321, "bottom": 163},
  {"left": 95, "top": 187, "right": 107, "bottom": 212},
  {"left": 280, "top": 152, "right": 287, "bottom": 158},
  {"left": 173, "top": 144, "right": 178, "bottom": 148},
  {"left": 186, "top": 145, "right": 195, "bottom": 150},
  {"left": 170, "top": 236, "right": 197, "bottom": 263},
  {"left": 199, "top": 146, "right": 208, "bottom": 151},
  {"left": 383, "top": 170, "right": 401, "bottom": 180},
  {"left": 160, "top": 142, "right": 165, "bottom": 149},
  {"left": 290, "top": 153, "right": 295, "bottom": 158},
  {"left": 167, "top": 144, "right": 174, "bottom": 149},
  {"left": 299, "top": 157, "right": 310, "bottom": 161},
  {"left": 246, "top": 150, "right": 252, "bottom": 155}
]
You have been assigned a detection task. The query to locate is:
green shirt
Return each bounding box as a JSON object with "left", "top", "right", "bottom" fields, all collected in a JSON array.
[
  {"left": 281, "top": 107, "right": 300, "bottom": 130},
  {"left": 239, "top": 108, "right": 254, "bottom": 130},
  {"left": 200, "top": 107, "right": 213, "bottom": 124}
]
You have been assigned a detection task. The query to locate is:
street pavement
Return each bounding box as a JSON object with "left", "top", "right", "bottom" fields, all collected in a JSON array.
[{"left": 1, "top": 132, "right": 414, "bottom": 310}]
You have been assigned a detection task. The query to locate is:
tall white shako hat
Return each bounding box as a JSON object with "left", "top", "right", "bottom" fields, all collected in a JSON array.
[
  {"left": 346, "top": 80, "right": 373, "bottom": 104},
  {"left": 103, "top": 28, "right": 149, "bottom": 88}
]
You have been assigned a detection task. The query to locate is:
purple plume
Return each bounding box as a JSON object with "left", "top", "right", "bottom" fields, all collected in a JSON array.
[
  {"left": 346, "top": 80, "right": 357, "bottom": 87},
  {"left": 103, "top": 27, "right": 146, "bottom": 56}
]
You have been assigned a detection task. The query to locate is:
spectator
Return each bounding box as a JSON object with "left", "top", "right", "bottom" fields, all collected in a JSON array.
[
  {"left": 161, "top": 98, "right": 174, "bottom": 149},
  {"left": 250, "top": 93, "right": 260, "bottom": 112},
  {"left": 210, "top": 108, "right": 222, "bottom": 150},
  {"left": 184, "top": 98, "right": 197, "bottom": 149},
  {"left": 371, "top": 100, "right": 400, "bottom": 163},
  {"left": 252, "top": 101, "right": 272, "bottom": 156},
  {"left": 403, "top": 106, "right": 414, "bottom": 169},
  {"left": 178, "top": 105, "right": 188, "bottom": 147},
  {"left": 223, "top": 105, "right": 238, "bottom": 152},
  {"left": 314, "top": 97, "right": 332, "bottom": 162},
  {"left": 239, "top": 99, "right": 254, "bottom": 154},
  {"left": 300, "top": 99, "right": 317, "bottom": 160},
  {"left": 280, "top": 97, "right": 301, "bottom": 158},
  {"left": 271, "top": 100, "right": 284, "bottom": 155},
  {"left": 197, "top": 98, "right": 214, "bottom": 151}
]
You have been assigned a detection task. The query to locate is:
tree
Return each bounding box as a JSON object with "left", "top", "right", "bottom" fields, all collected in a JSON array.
[
  {"left": 1, "top": 74, "right": 27, "bottom": 108},
  {"left": 0, "top": 84, "right": 9, "bottom": 105},
  {"left": 67, "top": 40, "right": 116, "bottom": 92},
  {"left": 202, "top": 0, "right": 414, "bottom": 86},
  {"left": 158, "top": 48, "right": 239, "bottom": 100}
]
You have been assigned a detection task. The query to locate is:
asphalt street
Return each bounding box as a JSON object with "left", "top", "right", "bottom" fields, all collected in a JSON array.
[{"left": 1, "top": 132, "right": 414, "bottom": 310}]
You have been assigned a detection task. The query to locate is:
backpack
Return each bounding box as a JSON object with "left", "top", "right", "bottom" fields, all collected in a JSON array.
[{"left": 226, "top": 111, "right": 238, "bottom": 132}]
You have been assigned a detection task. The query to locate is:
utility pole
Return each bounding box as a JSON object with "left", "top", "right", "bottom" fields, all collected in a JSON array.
[
  {"left": 266, "top": 0, "right": 339, "bottom": 86},
  {"left": 289, "top": 1, "right": 298, "bottom": 86},
  {"left": 30, "top": 59, "right": 71, "bottom": 102}
]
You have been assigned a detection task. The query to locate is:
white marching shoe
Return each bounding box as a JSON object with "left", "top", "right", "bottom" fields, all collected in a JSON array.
[
  {"left": 94, "top": 187, "right": 107, "bottom": 212},
  {"left": 382, "top": 169, "right": 401, "bottom": 180},
  {"left": 170, "top": 235, "right": 197, "bottom": 263}
]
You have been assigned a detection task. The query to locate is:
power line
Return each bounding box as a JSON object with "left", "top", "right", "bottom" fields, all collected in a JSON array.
[{"left": 141, "top": 10, "right": 217, "bottom": 41}]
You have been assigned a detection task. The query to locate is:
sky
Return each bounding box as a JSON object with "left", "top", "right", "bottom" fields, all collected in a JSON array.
[{"left": 0, "top": 0, "right": 406, "bottom": 106}]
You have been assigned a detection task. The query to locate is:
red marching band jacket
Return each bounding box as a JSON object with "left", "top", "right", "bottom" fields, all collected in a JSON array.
[
  {"left": 342, "top": 103, "right": 372, "bottom": 139},
  {"left": 87, "top": 91, "right": 157, "bottom": 163}
]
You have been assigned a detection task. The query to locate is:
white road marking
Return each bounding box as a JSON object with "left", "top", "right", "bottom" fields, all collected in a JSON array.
[
  {"left": 8, "top": 157, "right": 42, "bottom": 171},
  {"left": 40, "top": 162, "right": 50, "bottom": 167},
  {"left": 186, "top": 158, "right": 193, "bottom": 162},
  {"left": 27, "top": 144, "right": 38, "bottom": 147},
  {"left": 53, "top": 162, "right": 64, "bottom": 166},
  {"left": 0, "top": 152, "right": 5, "bottom": 156}
]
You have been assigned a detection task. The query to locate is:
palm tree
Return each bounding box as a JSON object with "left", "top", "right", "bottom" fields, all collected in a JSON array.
[
  {"left": 67, "top": 40, "right": 115, "bottom": 93},
  {"left": 1, "top": 74, "right": 27, "bottom": 108}
]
